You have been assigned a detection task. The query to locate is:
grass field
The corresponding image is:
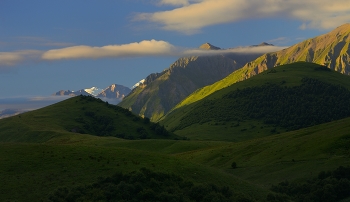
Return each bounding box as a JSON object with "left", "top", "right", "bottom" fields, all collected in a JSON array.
[{"left": 1, "top": 115, "right": 350, "bottom": 201}]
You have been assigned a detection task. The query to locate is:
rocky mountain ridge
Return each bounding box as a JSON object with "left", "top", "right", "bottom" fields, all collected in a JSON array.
[
  {"left": 53, "top": 84, "right": 131, "bottom": 102},
  {"left": 119, "top": 42, "right": 271, "bottom": 121},
  {"left": 172, "top": 23, "right": 350, "bottom": 111}
]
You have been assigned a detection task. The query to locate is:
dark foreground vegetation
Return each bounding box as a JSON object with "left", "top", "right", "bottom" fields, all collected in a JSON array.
[
  {"left": 49, "top": 168, "right": 252, "bottom": 202},
  {"left": 175, "top": 77, "right": 350, "bottom": 131},
  {"left": 268, "top": 166, "right": 350, "bottom": 202}
]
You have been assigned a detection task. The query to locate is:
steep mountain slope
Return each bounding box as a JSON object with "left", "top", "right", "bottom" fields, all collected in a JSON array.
[
  {"left": 119, "top": 43, "right": 266, "bottom": 121},
  {"left": 161, "top": 62, "right": 350, "bottom": 141},
  {"left": 0, "top": 95, "right": 177, "bottom": 143},
  {"left": 174, "top": 23, "right": 350, "bottom": 110}
]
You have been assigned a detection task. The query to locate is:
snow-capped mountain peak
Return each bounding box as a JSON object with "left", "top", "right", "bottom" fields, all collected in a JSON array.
[{"left": 84, "top": 87, "right": 103, "bottom": 96}]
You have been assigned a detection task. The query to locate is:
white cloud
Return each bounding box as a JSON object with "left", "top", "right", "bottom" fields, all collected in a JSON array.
[
  {"left": 42, "top": 40, "right": 177, "bottom": 60},
  {"left": 42, "top": 40, "right": 286, "bottom": 60},
  {"left": 0, "top": 40, "right": 287, "bottom": 67},
  {"left": 135, "top": 0, "right": 350, "bottom": 33},
  {"left": 267, "top": 37, "right": 290, "bottom": 45},
  {"left": 182, "top": 45, "right": 288, "bottom": 56},
  {"left": 158, "top": 0, "right": 190, "bottom": 6},
  {"left": 0, "top": 50, "right": 42, "bottom": 67}
]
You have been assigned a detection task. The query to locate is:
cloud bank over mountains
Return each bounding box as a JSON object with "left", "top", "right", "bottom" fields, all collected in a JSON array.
[
  {"left": 0, "top": 40, "right": 287, "bottom": 68},
  {"left": 136, "top": 0, "right": 350, "bottom": 33},
  {"left": 2, "top": 0, "right": 349, "bottom": 68},
  {"left": 41, "top": 40, "right": 177, "bottom": 60}
]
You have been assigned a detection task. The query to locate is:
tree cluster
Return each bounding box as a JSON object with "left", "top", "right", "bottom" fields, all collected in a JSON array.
[
  {"left": 49, "top": 168, "right": 253, "bottom": 202},
  {"left": 268, "top": 166, "right": 350, "bottom": 202},
  {"left": 176, "top": 78, "right": 350, "bottom": 131}
]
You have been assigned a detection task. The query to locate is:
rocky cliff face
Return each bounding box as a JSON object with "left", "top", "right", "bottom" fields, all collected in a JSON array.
[
  {"left": 119, "top": 43, "right": 266, "bottom": 121},
  {"left": 243, "top": 23, "right": 350, "bottom": 77}
]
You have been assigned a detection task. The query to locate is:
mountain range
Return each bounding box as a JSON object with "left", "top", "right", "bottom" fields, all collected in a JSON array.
[
  {"left": 2, "top": 62, "right": 350, "bottom": 201},
  {"left": 170, "top": 23, "right": 350, "bottom": 111},
  {"left": 118, "top": 42, "right": 270, "bottom": 121},
  {"left": 2, "top": 23, "right": 350, "bottom": 201},
  {"left": 53, "top": 84, "right": 131, "bottom": 103}
]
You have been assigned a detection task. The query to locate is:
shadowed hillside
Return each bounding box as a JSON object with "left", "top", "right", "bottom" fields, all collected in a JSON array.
[
  {"left": 161, "top": 62, "right": 350, "bottom": 141},
  {"left": 0, "top": 95, "right": 177, "bottom": 143}
]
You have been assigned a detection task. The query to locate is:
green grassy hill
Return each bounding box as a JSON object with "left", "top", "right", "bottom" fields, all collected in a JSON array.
[
  {"left": 161, "top": 62, "right": 350, "bottom": 141},
  {"left": 0, "top": 95, "right": 176, "bottom": 143},
  {"left": 1, "top": 112, "right": 350, "bottom": 201}
]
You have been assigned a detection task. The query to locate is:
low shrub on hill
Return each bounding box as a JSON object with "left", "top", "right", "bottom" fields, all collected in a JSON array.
[
  {"left": 49, "top": 168, "right": 253, "bottom": 202},
  {"left": 268, "top": 166, "right": 350, "bottom": 202}
]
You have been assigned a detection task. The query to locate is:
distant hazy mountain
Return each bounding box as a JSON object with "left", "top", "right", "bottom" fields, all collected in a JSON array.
[
  {"left": 84, "top": 87, "right": 104, "bottom": 96},
  {"left": 119, "top": 42, "right": 268, "bottom": 121},
  {"left": 96, "top": 84, "right": 131, "bottom": 99},
  {"left": 53, "top": 89, "right": 91, "bottom": 96},
  {"left": 173, "top": 23, "right": 350, "bottom": 110},
  {"left": 53, "top": 84, "right": 131, "bottom": 103},
  {"left": 0, "top": 109, "right": 26, "bottom": 119}
]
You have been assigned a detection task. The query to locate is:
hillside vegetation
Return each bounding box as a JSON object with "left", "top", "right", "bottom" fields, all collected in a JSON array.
[
  {"left": 0, "top": 95, "right": 176, "bottom": 143},
  {"left": 1, "top": 114, "right": 350, "bottom": 201},
  {"left": 161, "top": 62, "right": 350, "bottom": 141},
  {"left": 173, "top": 23, "right": 350, "bottom": 110}
]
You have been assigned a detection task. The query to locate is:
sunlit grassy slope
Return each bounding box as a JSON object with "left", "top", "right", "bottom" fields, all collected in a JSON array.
[{"left": 161, "top": 62, "right": 350, "bottom": 141}]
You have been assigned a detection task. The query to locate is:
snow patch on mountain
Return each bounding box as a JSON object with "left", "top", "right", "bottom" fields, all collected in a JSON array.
[
  {"left": 84, "top": 87, "right": 103, "bottom": 96},
  {"left": 132, "top": 79, "right": 145, "bottom": 89}
]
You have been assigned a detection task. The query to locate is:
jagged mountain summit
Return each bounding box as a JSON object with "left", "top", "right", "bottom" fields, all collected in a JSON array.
[
  {"left": 252, "top": 42, "right": 273, "bottom": 47},
  {"left": 84, "top": 87, "right": 103, "bottom": 96},
  {"left": 53, "top": 87, "right": 103, "bottom": 97},
  {"left": 119, "top": 42, "right": 270, "bottom": 121},
  {"left": 53, "top": 89, "right": 90, "bottom": 96},
  {"left": 96, "top": 84, "right": 131, "bottom": 99},
  {"left": 53, "top": 84, "right": 131, "bottom": 103},
  {"left": 199, "top": 42, "right": 221, "bottom": 50}
]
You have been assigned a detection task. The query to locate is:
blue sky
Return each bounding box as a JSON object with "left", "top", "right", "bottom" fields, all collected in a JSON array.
[{"left": 1, "top": 0, "right": 349, "bottom": 103}]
